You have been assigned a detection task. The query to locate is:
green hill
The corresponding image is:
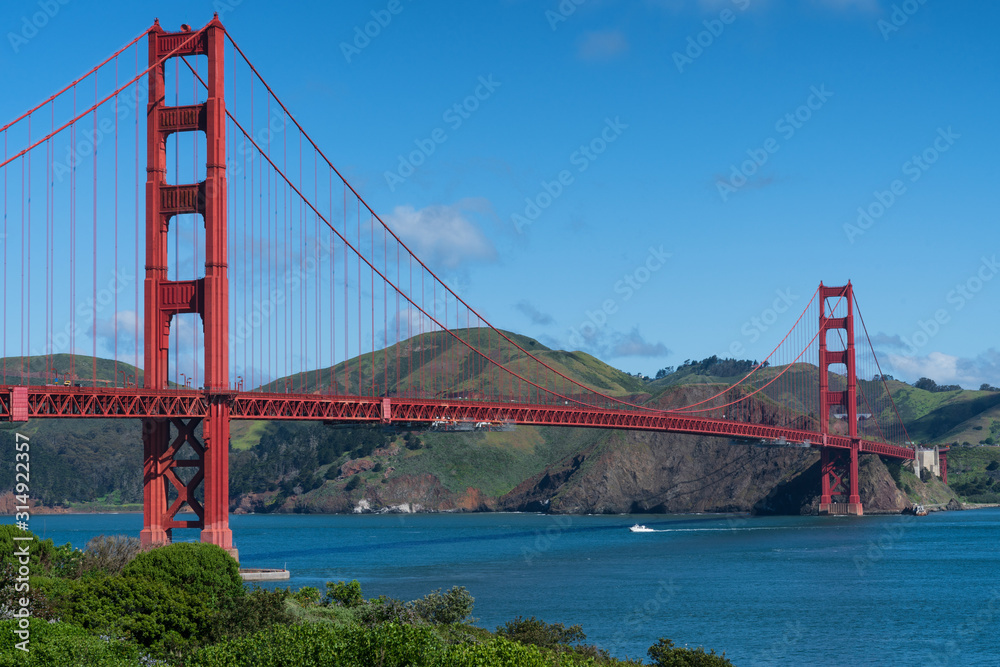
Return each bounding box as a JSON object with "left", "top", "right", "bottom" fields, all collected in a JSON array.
[{"left": 2, "top": 337, "right": 998, "bottom": 512}]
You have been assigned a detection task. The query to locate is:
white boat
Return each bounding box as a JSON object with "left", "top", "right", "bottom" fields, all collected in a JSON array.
[{"left": 629, "top": 524, "right": 654, "bottom": 533}]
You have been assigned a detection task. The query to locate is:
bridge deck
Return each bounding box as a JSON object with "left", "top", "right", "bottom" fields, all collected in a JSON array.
[{"left": 1, "top": 385, "right": 914, "bottom": 460}]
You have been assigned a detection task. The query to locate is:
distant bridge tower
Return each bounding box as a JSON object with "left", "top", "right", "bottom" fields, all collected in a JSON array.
[
  {"left": 818, "top": 282, "right": 862, "bottom": 516},
  {"left": 140, "top": 17, "right": 234, "bottom": 555}
]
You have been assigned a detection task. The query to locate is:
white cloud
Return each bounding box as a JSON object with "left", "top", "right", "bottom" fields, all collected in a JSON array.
[
  {"left": 887, "top": 348, "right": 1000, "bottom": 389},
  {"left": 386, "top": 199, "right": 497, "bottom": 270}
]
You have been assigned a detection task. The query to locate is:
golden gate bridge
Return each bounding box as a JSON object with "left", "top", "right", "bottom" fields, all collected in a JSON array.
[{"left": 0, "top": 16, "right": 940, "bottom": 557}]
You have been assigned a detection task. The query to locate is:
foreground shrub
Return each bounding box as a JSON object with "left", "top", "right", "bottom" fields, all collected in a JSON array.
[
  {"left": 443, "top": 636, "right": 555, "bottom": 667},
  {"left": 0, "top": 526, "right": 80, "bottom": 578},
  {"left": 189, "top": 622, "right": 446, "bottom": 667},
  {"left": 207, "top": 586, "right": 294, "bottom": 643},
  {"left": 58, "top": 575, "right": 212, "bottom": 655},
  {"left": 497, "top": 616, "right": 586, "bottom": 650},
  {"left": 1, "top": 564, "right": 54, "bottom": 621},
  {"left": 355, "top": 595, "right": 419, "bottom": 627},
  {"left": 290, "top": 585, "right": 321, "bottom": 606},
  {"left": 647, "top": 638, "right": 733, "bottom": 666},
  {"left": 82, "top": 535, "right": 142, "bottom": 576},
  {"left": 496, "top": 615, "right": 610, "bottom": 662},
  {"left": 121, "top": 541, "right": 243, "bottom": 603},
  {"left": 412, "top": 586, "right": 475, "bottom": 625},
  {"left": 0, "top": 618, "right": 148, "bottom": 666},
  {"left": 324, "top": 579, "right": 364, "bottom": 608}
]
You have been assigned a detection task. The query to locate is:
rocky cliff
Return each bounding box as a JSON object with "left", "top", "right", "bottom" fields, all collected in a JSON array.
[{"left": 234, "top": 425, "right": 954, "bottom": 517}]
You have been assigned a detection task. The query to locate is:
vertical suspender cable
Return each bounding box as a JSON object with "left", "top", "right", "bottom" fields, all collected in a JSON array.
[
  {"left": 45, "top": 106, "right": 51, "bottom": 382},
  {"left": 384, "top": 223, "right": 387, "bottom": 395},
  {"left": 343, "top": 182, "right": 347, "bottom": 392},
  {"left": 315, "top": 152, "right": 320, "bottom": 391},
  {"left": 371, "top": 212, "right": 374, "bottom": 396},
  {"left": 134, "top": 47, "right": 139, "bottom": 379},
  {"left": 3, "top": 128, "right": 6, "bottom": 384},
  {"left": 192, "top": 58, "right": 199, "bottom": 388},
  {"left": 22, "top": 117, "right": 28, "bottom": 385},
  {"left": 173, "top": 58, "right": 179, "bottom": 387},
  {"left": 114, "top": 57, "right": 119, "bottom": 385},
  {"left": 357, "top": 198, "right": 361, "bottom": 396},
  {"left": 70, "top": 89, "right": 75, "bottom": 381}
]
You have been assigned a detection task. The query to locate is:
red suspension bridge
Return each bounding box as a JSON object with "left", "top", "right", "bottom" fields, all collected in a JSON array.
[{"left": 0, "top": 17, "right": 941, "bottom": 555}]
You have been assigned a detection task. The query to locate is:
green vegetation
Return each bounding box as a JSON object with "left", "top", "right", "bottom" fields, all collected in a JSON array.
[
  {"left": 945, "top": 447, "right": 1000, "bottom": 503},
  {"left": 121, "top": 541, "right": 245, "bottom": 603},
  {"left": 647, "top": 638, "right": 733, "bottom": 666},
  {"left": 0, "top": 529, "right": 725, "bottom": 665}
]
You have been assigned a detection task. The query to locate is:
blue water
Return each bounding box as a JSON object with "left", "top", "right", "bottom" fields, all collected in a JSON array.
[{"left": 19, "top": 509, "right": 1000, "bottom": 665}]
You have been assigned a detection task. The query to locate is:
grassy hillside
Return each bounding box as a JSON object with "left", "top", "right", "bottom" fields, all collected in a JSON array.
[
  {"left": 391, "top": 425, "right": 608, "bottom": 497},
  {"left": 943, "top": 447, "right": 1000, "bottom": 503},
  {"left": 255, "top": 328, "right": 648, "bottom": 400},
  {"left": 0, "top": 353, "right": 143, "bottom": 387}
]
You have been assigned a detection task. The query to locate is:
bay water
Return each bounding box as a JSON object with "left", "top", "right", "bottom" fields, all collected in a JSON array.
[{"left": 19, "top": 509, "right": 1000, "bottom": 665}]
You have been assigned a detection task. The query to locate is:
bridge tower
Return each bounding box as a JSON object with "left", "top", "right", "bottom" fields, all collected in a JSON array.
[
  {"left": 818, "top": 282, "right": 862, "bottom": 516},
  {"left": 140, "top": 17, "right": 234, "bottom": 555}
]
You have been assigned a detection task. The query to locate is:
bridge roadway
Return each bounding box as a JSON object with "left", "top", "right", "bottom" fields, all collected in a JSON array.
[{"left": 1, "top": 385, "right": 914, "bottom": 460}]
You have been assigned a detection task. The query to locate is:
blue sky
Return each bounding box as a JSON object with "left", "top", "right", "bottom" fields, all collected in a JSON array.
[{"left": 0, "top": 0, "right": 997, "bottom": 388}]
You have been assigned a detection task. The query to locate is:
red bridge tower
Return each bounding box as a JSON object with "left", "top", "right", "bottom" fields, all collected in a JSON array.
[
  {"left": 818, "top": 282, "right": 862, "bottom": 516},
  {"left": 139, "top": 18, "right": 234, "bottom": 555}
]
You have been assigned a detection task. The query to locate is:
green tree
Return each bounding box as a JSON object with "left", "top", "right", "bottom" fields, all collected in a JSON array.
[
  {"left": 324, "top": 579, "right": 364, "bottom": 608},
  {"left": 0, "top": 618, "right": 149, "bottom": 666},
  {"left": 496, "top": 616, "right": 585, "bottom": 649},
  {"left": 411, "top": 586, "right": 476, "bottom": 625},
  {"left": 648, "top": 637, "right": 733, "bottom": 666},
  {"left": 57, "top": 575, "right": 213, "bottom": 655},
  {"left": 82, "top": 534, "right": 142, "bottom": 576},
  {"left": 121, "top": 542, "right": 243, "bottom": 604}
]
